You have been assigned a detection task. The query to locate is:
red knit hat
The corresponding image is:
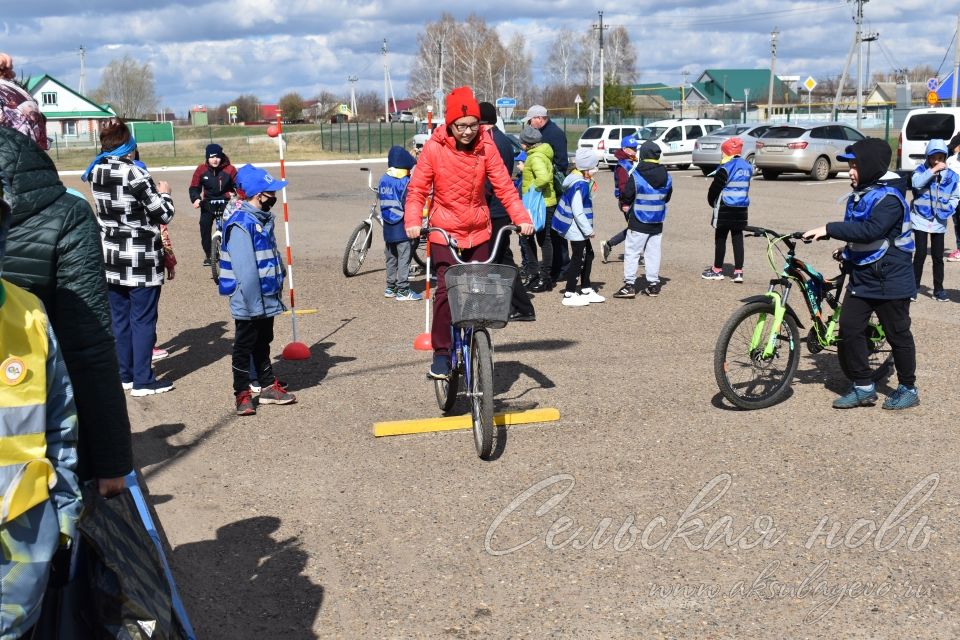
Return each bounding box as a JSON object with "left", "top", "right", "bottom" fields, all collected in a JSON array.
[
  {"left": 721, "top": 137, "right": 743, "bottom": 156},
  {"left": 445, "top": 86, "right": 481, "bottom": 126}
]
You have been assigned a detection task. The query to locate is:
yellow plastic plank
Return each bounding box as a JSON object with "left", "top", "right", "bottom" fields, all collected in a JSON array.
[
  {"left": 373, "top": 407, "right": 561, "bottom": 437},
  {"left": 281, "top": 309, "right": 318, "bottom": 316}
]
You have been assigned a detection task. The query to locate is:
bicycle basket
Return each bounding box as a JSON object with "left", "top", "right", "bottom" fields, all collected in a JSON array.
[{"left": 444, "top": 263, "right": 517, "bottom": 329}]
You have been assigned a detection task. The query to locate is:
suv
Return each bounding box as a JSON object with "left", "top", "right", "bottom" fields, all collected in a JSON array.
[
  {"left": 639, "top": 118, "right": 724, "bottom": 169},
  {"left": 754, "top": 122, "right": 865, "bottom": 181},
  {"left": 691, "top": 123, "right": 770, "bottom": 175},
  {"left": 390, "top": 110, "right": 416, "bottom": 123},
  {"left": 899, "top": 107, "right": 960, "bottom": 170},
  {"left": 412, "top": 119, "right": 443, "bottom": 154},
  {"left": 578, "top": 124, "right": 649, "bottom": 167}
]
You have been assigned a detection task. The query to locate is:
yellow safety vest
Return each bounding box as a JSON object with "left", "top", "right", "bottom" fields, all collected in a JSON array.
[{"left": 0, "top": 279, "right": 53, "bottom": 526}]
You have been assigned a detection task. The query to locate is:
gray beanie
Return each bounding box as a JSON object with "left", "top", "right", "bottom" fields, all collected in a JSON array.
[
  {"left": 575, "top": 148, "right": 599, "bottom": 171},
  {"left": 519, "top": 126, "right": 542, "bottom": 145}
]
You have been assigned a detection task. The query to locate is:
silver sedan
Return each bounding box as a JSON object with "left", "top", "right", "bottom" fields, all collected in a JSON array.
[{"left": 692, "top": 123, "right": 770, "bottom": 175}]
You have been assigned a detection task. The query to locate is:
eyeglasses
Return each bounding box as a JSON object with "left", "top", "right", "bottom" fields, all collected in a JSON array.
[{"left": 452, "top": 121, "right": 480, "bottom": 133}]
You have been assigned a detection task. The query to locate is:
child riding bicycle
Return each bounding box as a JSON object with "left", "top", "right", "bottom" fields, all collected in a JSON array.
[
  {"left": 403, "top": 86, "right": 533, "bottom": 379},
  {"left": 189, "top": 143, "right": 237, "bottom": 266}
]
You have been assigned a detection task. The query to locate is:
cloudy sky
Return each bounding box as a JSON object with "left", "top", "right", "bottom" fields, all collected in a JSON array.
[{"left": 4, "top": 0, "right": 957, "bottom": 115}]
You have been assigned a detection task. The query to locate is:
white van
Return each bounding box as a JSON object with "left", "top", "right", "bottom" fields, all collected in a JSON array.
[
  {"left": 640, "top": 118, "right": 724, "bottom": 169},
  {"left": 899, "top": 107, "right": 960, "bottom": 170}
]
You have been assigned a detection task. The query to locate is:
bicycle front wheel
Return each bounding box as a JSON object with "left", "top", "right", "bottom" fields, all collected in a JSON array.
[
  {"left": 210, "top": 235, "right": 221, "bottom": 283},
  {"left": 413, "top": 237, "right": 428, "bottom": 268},
  {"left": 434, "top": 360, "right": 460, "bottom": 414},
  {"left": 714, "top": 301, "right": 800, "bottom": 410},
  {"left": 342, "top": 221, "right": 373, "bottom": 277},
  {"left": 470, "top": 330, "right": 496, "bottom": 459},
  {"left": 838, "top": 312, "right": 894, "bottom": 382}
]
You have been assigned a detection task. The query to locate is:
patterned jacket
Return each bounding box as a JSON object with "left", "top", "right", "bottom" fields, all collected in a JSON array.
[{"left": 89, "top": 158, "right": 175, "bottom": 287}]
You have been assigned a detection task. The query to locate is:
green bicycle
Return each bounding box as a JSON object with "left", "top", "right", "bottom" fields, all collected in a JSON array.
[{"left": 714, "top": 225, "right": 893, "bottom": 410}]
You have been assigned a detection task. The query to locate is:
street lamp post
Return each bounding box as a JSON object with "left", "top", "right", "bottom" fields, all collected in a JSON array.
[{"left": 744, "top": 88, "right": 751, "bottom": 124}]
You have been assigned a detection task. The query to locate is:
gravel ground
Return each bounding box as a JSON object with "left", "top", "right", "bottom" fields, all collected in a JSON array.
[{"left": 62, "top": 162, "right": 960, "bottom": 639}]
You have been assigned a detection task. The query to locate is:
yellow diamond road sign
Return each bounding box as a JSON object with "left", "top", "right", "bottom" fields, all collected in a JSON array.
[{"left": 804, "top": 76, "right": 817, "bottom": 92}]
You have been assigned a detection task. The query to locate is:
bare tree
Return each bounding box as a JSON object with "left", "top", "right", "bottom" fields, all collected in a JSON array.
[
  {"left": 91, "top": 55, "right": 158, "bottom": 119},
  {"left": 574, "top": 26, "right": 637, "bottom": 87},
  {"left": 574, "top": 31, "right": 598, "bottom": 87},
  {"left": 354, "top": 90, "right": 382, "bottom": 121},
  {"left": 278, "top": 92, "right": 306, "bottom": 122},
  {"left": 548, "top": 29, "right": 580, "bottom": 87},
  {"left": 232, "top": 94, "right": 261, "bottom": 123},
  {"left": 309, "top": 90, "right": 340, "bottom": 122}
]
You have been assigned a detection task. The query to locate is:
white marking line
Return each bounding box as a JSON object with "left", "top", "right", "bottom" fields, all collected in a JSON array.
[{"left": 59, "top": 157, "right": 388, "bottom": 177}]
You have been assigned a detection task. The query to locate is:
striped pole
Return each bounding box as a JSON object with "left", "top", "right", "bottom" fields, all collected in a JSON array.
[{"left": 273, "top": 110, "right": 310, "bottom": 360}]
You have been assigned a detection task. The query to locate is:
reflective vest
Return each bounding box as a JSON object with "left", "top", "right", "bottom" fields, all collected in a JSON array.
[
  {"left": 842, "top": 186, "right": 914, "bottom": 265},
  {"left": 553, "top": 179, "right": 593, "bottom": 235},
  {"left": 0, "top": 280, "right": 54, "bottom": 527},
  {"left": 911, "top": 166, "right": 959, "bottom": 221},
  {"left": 719, "top": 157, "right": 752, "bottom": 208},
  {"left": 631, "top": 171, "right": 672, "bottom": 224},
  {"left": 218, "top": 208, "right": 284, "bottom": 297},
  {"left": 613, "top": 158, "right": 636, "bottom": 198},
  {"left": 378, "top": 174, "right": 408, "bottom": 224}
]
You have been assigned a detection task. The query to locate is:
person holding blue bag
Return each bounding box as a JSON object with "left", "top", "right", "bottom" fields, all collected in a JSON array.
[
  {"left": 554, "top": 148, "right": 605, "bottom": 306},
  {"left": 379, "top": 146, "right": 422, "bottom": 301},
  {"left": 910, "top": 139, "right": 959, "bottom": 302},
  {"left": 520, "top": 125, "right": 556, "bottom": 292}
]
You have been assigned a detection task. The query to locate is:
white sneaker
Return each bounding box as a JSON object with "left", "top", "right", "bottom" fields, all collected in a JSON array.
[
  {"left": 579, "top": 288, "right": 605, "bottom": 303},
  {"left": 561, "top": 292, "right": 590, "bottom": 307},
  {"left": 122, "top": 381, "right": 133, "bottom": 391}
]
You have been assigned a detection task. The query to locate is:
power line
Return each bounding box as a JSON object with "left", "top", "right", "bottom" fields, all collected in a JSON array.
[
  {"left": 935, "top": 27, "right": 958, "bottom": 77},
  {"left": 616, "top": 3, "right": 846, "bottom": 29}
]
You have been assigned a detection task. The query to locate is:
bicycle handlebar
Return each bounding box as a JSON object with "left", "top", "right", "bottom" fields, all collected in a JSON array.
[
  {"left": 422, "top": 225, "right": 518, "bottom": 265},
  {"left": 743, "top": 226, "right": 830, "bottom": 243}
]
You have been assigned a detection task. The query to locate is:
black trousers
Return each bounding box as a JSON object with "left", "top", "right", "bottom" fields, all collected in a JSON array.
[
  {"left": 525, "top": 205, "right": 555, "bottom": 281},
  {"left": 199, "top": 207, "right": 215, "bottom": 259},
  {"left": 838, "top": 294, "right": 916, "bottom": 388},
  {"left": 713, "top": 227, "right": 744, "bottom": 270},
  {"left": 913, "top": 230, "right": 945, "bottom": 293},
  {"left": 565, "top": 239, "right": 594, "bottom": 293},
  {"left": 233, "top": 317, "right": 277, "bottom": 394},
  {"left": 491, "top": 217, "right": 535, "bottom": 315},
  {"left": 551, "top": 227, "right": 570, "bottom": 280}
]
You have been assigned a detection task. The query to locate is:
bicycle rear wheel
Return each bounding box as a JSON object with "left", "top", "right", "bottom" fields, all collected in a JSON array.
[
  {"left": 470, "top": 330, "right": 496, "bottom": 459},
  {"left": 210, "top": 235, "right": 221, "bottom": 283},
  {"left": 714, "top": 301, "right": 801, "bottom": 410},
  {"left": 342, "top": 221, "right": 373, "bottom": 277},
  {"left": 838, "top": 312, "right": 894, "bottom": 382}
]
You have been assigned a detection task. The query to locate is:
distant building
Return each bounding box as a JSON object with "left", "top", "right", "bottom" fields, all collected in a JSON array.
[{"left": 25, "top": 74, "right": 115, "bottom": 141}]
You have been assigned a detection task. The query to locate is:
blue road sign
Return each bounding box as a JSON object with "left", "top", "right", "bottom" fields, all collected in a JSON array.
[{"left": 495, "top": 97, "right": 517, "bottom": 108}]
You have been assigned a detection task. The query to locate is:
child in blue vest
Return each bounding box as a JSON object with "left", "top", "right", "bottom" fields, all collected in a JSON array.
[
  {"left": 554, "top": 148, "right": 605, "bottom": 306},
  {"left": 910, "top": 139, "right": 959, "bottom": 301},
  {"left": 220, "top": 164, "right": 297, "bottom": 416},
  {"left": 380, "top": 146, "right": 422, "bottom": 301},
  {"left": 702, "top": 137, "right": 752, "bottom": 282}
]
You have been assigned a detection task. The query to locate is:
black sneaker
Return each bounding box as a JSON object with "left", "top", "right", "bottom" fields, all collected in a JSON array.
[
  {"left": 203, "top": 258, "right": 212, "bottom": 267},
  {"left": 613, "top": 283, "right": 636, "bottom": 299},
  {"left": 643, "top": 282, "right": 661, "bottom": 297}
]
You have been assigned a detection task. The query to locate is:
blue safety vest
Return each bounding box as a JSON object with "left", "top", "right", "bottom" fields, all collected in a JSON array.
[
  {"left": 911, "top": 166, "right": 959, "bottom": 221},
  {"left": 631, "top": 171, "right": 672, "bottom": 224},
  {"left": 378, "top": 174, "right": 408, "bottom": 224},
  {"left": 553, "top": 179, "right": 593, "bottom": 235},
  {"left": 218, "top": 208, "right": 285, "bottom": 296},
  {"left": 613, "top": 158, "right": 635, "bottom": 198},
  {"left": 719, "top": 157, "right": 752, "bottom": 208},
  {"left": 842, "top": 186, "right": 914, "bottom": 265}
]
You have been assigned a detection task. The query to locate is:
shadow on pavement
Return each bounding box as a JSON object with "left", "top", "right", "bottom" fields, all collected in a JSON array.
[
  {"left": 495, "top": 360, "right": 555, "bottom": 401},
  {"left": 497, "top": 338, "right": 578, "bottom": 353},
  {"left": 173, "top": 516, "right": 324, "bottom": 639},
  {"left": 279, "top": 340, "right": 357, "bottom": 393},
  {"left": 132, "top": 423, "right": 192, "bottom": 469},
  {"left": 156, "top": 321, "right": 232, "bottom": 380}
]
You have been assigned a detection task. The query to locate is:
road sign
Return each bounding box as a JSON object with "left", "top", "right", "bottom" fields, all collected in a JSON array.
[
  {"left": 574, "top": 94, "right": 583, "bottom": 104},
  {"left": 927, "top": 77, "right": 939, "bottom": 92},
  {"left": 803, "top": 76, "right": 817, "bottom": 92},
  {"left": 227, "top": 105, "right": 238, "bottom": 115},
  {"left": 495, "top": 97, "right": 517, "bottom": 108},
  {"left": 928, "top": 91, "right": 940, "bottom": 106}
]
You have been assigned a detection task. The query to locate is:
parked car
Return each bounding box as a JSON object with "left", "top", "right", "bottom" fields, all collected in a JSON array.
[
  {"left": 754, "top": 122, "right": 865, "bottom": 181},
  {"left": 637, "top": 118, "right": 724, "bottom": 169},
  {"left": 898, "top": 107, "right": 960, "bottom": 170},
  {"left": 389, "top": 110, "right": 416, "bottom": 123},
  {"left": 577, "top": 124, "right": 648, "bottom": 167},
  {"left": 691, "top": 123, "right": 771, "bottom": 175}
]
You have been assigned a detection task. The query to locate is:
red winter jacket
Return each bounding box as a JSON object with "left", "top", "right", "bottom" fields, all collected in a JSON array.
[{"left": 404, "top": 126, "right": 531, "bottom": 248}]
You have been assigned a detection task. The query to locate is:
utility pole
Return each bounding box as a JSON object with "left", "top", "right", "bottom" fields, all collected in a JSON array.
[
  {"left": 681, "top": 69, "right": 689, "bottom": 118},
  {"left": 832, "top": 1, "right": 866, "bottom": 121},
  {"left": 953, "top": 13, "right": 960, "bottom": 107},
  {"left": 437, "top": 40, "right": 445, "bottom": 120},
  {"left": 767, "top": 28, "right": 779, "bottom": 121},
  {"left": 862, "top": 31, "right": 878, "bottom": 100},
  {"left": 854, "top": 0, "right": 867, "bottom": 129},
  {"left": 348, "top": 75, "right": 358, "bottom": 120},
  {"left": 382, "top": 39, "right": 389, "bottom": 122},
  {"left": 78, "top": 44, "right": 86, "bottom": 95},
  {"left": 593, "top": 11, "right": 608, "bottom": 123}
]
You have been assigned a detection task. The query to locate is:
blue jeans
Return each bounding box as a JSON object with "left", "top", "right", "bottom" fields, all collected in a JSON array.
[{"left": 108, "top": 284, "right": 161, "bottom": 386}]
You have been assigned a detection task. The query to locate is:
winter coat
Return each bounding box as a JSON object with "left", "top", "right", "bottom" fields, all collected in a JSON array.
[
  {"left": 538, "top": 119, "right": 569, "bottom": 173},
  {"left": 521, "top": 142, "right": 557, "bottom": 207},
  {"left": 620, "top": 160, "right": 673, "bottom": 235},
  {"left": 403, "top": 126, "right": 530, "bottom": 248},
  {"left": 188, "top": 157, "right": 237, "bottom": 210},
  {"left": 0, "top": 127, "right": 132, "bottom": 482}
]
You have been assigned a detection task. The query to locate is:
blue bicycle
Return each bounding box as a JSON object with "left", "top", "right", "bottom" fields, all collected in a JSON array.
[{"left": 426, "top": 225, "right": 518, "bottom": 459}]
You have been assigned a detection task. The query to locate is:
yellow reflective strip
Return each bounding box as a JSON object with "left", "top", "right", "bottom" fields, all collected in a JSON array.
[
  {"left": 0, "top": 431, "right": 48, "bottom": 464},
  {"left": 1, "top": 458, "right": 52, "bottom": 524}
]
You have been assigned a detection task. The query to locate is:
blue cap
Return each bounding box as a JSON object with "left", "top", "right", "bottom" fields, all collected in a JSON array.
[
  {"left": 836, "top": 145, "right": 856, "bottom": 162},
  {"left": 236, "top": 164, "right": 287, "bottom": 197},
  {"left": 926, "top": 139, "right": 948, "bottom": 156},
  {"left": 620, "top": 134, "right": 639, "bottom": 150}
]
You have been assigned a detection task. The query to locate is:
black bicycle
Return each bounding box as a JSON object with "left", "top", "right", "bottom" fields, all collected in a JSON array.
[{"left": 207, "top": 198, "right": 230, "bottom": 283}]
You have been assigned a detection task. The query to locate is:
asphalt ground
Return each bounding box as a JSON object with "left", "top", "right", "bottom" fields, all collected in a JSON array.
[{"left": 61, "top": 163, "right": 960, "bottom": 639}]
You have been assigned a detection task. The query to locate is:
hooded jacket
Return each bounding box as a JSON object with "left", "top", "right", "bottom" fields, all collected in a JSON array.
[
  {"left": 189, "top": 151, "right": 237, "bottom": 208},
  {"left": 521, "top": 142, "right": 557, "bottom": 207},
  {"left": 403, "top": 125, "right": 530, "bottom": 248},
  {"left": 620, "top": 143, "right": 673, "bottom": 235},
  {"left": 0, "top": 126, "right": 132, "bottom": 482}
]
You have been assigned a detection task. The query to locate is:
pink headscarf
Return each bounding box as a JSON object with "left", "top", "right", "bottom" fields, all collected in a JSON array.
[{"left": 0, "top": 53, "right": 49, "bottom": 150}]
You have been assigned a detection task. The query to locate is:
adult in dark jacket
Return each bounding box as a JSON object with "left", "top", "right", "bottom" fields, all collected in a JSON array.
[
  {"left": 804, "top": 137, "right": 919, "bottom": 410},
  {"left": 189, "top": 143, "right": 237, "bottom": 265},
  {"left": 0, "top": 126, "right": 132, "bottom": 494},
  {"left": 479, "top": 102, "right": 535, "bottom": 321},
  {"left": 524, "top": 104, "right": 570, "bottom": 279}
]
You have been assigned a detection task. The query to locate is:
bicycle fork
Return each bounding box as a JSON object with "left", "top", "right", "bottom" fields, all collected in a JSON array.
[{"left": 752, "top": 284, "right": 793, "bottom": 359}]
